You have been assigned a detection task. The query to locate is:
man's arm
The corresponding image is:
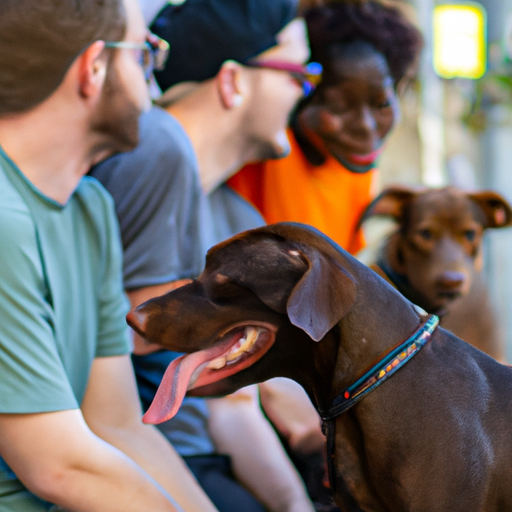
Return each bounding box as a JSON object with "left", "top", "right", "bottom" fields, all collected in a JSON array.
[
  {"left": 259, "top": 377, "right": 325, "bottom": 455},
  {"left": 207, "top": 385, "right": 316, "bottom": 512},
  {"left": 0, "top": 409, "right": 181, "bottom": 512},
  {"left": 81, "top": 354, "right": 218, "bottom": 512}
]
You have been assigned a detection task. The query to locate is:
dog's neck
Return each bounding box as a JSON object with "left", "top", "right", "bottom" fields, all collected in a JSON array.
[
  {"left": 333, "top": 285, "right": 421, "bottom": 402},
  {"left": 296, "top": 257, "right": 424, "bottom": 415},
  {"left": 298, "top": 259, "right": 428, "bottom": 509}
]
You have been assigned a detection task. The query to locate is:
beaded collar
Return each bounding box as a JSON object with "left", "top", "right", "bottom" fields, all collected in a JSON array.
[
  {"left": 320, "top": 314, "right": 439, "bottom": 422},
  {"left": 319, "top": 314, "right": 439, "bottom": 497}
]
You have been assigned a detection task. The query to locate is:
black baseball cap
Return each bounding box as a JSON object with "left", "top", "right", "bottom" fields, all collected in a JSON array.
[{"left": 151, "top": 0, "right": 299, "bottom": 91}]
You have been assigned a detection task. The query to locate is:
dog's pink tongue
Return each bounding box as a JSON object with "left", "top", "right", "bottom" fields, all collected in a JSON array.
[
  {"left": 142, "top": 344, "right": 232, "bottom": 424},
  {"left": 142, "top": 352, "right": 209, "bottom": 424}
]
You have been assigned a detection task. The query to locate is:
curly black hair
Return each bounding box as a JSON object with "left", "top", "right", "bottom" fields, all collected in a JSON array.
[{"left": 304, "top": 1, "right": 423, "bottom": 87}]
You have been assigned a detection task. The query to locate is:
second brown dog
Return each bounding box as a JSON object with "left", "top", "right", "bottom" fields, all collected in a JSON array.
[{"left": 358, "top": 185, "right": 512, "bottom": 360}]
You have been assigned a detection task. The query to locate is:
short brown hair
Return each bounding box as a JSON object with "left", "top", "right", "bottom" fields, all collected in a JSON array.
[{"left": 0, "top": 0, "right": 126, "bottom": 116}]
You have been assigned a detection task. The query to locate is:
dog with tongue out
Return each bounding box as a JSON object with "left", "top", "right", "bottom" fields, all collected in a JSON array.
[
  {"left": 129, "top": 223, "right": 512, "bottom": 512},
  {"left": 126, "top": 223, "right": 354, "bottom": 426},
  {"left": 138, "top": 324, "right": 276, "bottom": 424}
]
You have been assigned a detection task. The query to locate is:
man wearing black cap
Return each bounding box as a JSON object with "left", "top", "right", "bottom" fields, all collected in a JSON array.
[
  {"left": 150, "top": 0, "right": 300, "bottom": 88},
  {"left": 90, "top": 1, "right": 317, "bottom": 511}
]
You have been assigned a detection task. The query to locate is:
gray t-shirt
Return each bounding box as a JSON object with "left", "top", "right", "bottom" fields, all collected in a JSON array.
[{"left": 90, "top": 106, "right": 264, "bottom": 455}]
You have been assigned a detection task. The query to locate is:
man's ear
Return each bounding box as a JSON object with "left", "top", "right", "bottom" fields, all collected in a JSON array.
[
  {"left": 76, "top": 40, "right": 108, "bottom": 99},
  {"left": 216, "top": 60, "right": 245, "bottom": 109}
]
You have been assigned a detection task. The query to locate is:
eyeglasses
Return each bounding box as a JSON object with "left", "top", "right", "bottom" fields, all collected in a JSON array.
[
  {"left": 103, "top": 34, "right": 170, "bottom": 81},
  {"left": 245, "top": 60, "right": 323, "bottom": 96}
]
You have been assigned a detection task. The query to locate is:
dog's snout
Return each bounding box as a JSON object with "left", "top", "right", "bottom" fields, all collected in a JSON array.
[
  {"left": 435, "top": 271, "right": 467, "bottom": 299},
  {"left": 437, "top": 271, "right": 465, "bottom": 289},
  {"left": 126, "top": 308, "right": 148, "bottom": 336}
]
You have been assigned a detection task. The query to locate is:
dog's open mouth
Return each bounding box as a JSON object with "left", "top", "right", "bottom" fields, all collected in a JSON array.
[{"left": 142, "top": 324, "right": 276, "bottom": 424}]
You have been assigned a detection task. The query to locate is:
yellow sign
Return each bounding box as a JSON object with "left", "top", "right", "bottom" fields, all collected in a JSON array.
[{"left": 433, "top": 3, "right": 487, "bottom": 79}]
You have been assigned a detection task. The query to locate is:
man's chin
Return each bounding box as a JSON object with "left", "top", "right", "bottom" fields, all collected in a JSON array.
[
  {"left": 114, "top": 129, "right": 140, "bottom": 153},
  {"left": 274, "top": 130, "right": 292, "bottom": 159},
  {"left": 90, "top": 66, "right": 144, "bottom": 163},
  {"left": 257, "top": 131, "right": 291, "bottom": 161},
  {"left": 91, "top": 128, "right": 140, "bottom": 164}
]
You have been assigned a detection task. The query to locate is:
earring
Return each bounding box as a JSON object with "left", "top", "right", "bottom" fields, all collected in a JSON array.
[{"left": 232, "top": 94, "right": 244, "bottom": 108}]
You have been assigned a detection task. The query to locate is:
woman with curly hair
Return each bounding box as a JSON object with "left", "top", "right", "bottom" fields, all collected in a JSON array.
[{"left": 229, "top": 0, "right": 423, "bottom": 254}]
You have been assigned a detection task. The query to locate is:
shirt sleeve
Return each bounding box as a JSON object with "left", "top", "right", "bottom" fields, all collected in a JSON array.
[{"left": 0, "top": 202, "right": 78, "bottom": 413}]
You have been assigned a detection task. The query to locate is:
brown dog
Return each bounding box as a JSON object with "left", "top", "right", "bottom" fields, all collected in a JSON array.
[
  {"left": 358, "top": 185, "right": 512, "bottom": 360},
  {"left": 128, "top": 222, "right": 512, "bottom": 512}
]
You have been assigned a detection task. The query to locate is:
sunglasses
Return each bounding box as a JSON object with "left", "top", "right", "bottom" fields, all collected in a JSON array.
[
  {"left": 245, "top": 60, "right": 323, "bottom": 96},
  {"left": 103, "top": 34, "right": 170, "bottom": 81}
]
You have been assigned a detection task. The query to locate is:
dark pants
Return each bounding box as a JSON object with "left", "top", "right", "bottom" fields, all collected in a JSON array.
[{"left": 184, "top": 455, "right": 265, "bottom": 512}]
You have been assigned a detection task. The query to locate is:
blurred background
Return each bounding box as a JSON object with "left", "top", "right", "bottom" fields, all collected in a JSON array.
[
  {"left": 169, "top": 0, "right": 512, "bottom": 362},
  {"left": 373, "top": 0, "right": 512, "bottom": 362}
]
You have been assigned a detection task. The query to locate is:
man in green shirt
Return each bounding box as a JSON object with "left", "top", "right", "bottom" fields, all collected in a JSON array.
[{"left": 0, "top": 0, "right": 217, "bottom": 511}]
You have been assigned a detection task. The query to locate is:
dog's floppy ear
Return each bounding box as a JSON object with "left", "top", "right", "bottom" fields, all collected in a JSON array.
[
  {"left": 468, "top": 191, "right": 512, "bottom": 228},
  {"left": 356, "top": 185, "right": 424, "bottom": 229},
  {"left": 287, "top": 247, "right": 357, "bottom": 341}
]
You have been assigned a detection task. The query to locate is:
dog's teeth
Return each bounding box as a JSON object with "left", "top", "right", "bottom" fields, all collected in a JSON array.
[
  {"left": 241, "top": 327, "right": 258, "bottom": 349},
  {"left": 208, "top": 329, "right": 262, "bottom": 368},
  {"left": 207, "top": 357, "right": 227, "bottom": 370},
  {"left": 226, "top": 345, "right": 246, "bottom": 361},
  {"left": 226, "top": 327, "right": 260, "bottom": 362}
]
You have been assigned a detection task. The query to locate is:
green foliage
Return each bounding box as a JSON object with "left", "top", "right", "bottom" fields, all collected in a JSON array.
[{"left": 460, "top": 44, "right": 512, "bottom": 133}]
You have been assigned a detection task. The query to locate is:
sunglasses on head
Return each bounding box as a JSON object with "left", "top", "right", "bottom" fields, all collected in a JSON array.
[
  {"left": 103, "top": 33, "right": 170, "bottom": 81},
  {"left": 245, "top": 60, "right": 323, "bottom": 96}
]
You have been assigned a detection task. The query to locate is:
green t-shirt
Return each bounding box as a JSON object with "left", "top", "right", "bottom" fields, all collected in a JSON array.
[{"left": 0, "top": 148, "right": 131, "bottom": 510}]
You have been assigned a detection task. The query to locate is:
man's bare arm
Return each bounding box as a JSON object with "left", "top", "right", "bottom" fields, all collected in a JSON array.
[
  {"left": 0, "top": 409, "right": 181, "bottom": 512},
  {"left": 81, "top": 354, "right": 218, "bottom": 512},
  {"left": 259, "top": 377, "right": 324, "bottom": 455},
  {"left": 207, "top": 386, "right": 315, "bottom": 512}
]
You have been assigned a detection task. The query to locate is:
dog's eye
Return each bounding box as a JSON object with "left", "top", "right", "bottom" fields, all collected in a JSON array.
[
  {"left": 417, "top": 228, "right": 432, "bottom": 240},
  {"left": 464, "top": 230, "right": 477, "bottom": 242}
]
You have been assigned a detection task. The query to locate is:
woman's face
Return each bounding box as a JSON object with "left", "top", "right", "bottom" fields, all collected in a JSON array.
[{"left": 300, "top": 45, "right": 399, "bottom": 167}]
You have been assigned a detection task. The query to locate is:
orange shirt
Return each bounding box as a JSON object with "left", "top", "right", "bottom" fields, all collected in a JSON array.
[{"left": 228, "top": 128, "right": 378, "bottom": 255}]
